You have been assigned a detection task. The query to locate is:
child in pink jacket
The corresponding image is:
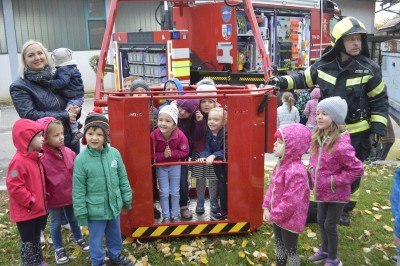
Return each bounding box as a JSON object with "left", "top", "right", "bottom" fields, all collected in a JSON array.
[
  {"left": 308, "top": 97, "right": 363, "bottom": 266},
  {"left": 304, "top": 87, "right": 321, "bottom": 131},
  {"left": 263, "top": 123, "right": 311, "bottom": 266}
]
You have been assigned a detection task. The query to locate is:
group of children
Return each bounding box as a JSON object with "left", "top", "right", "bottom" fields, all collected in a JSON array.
[
  {"left": 7, "top": 112, "right": 134, "bottom": 266},
  {"left": 7, "top": 48, "right": 134, "bottom": 266},
  {"left": 140, "top": 77, "right": 229, "bottom": 222},
  {"left": 264, "top": 96, "right": 364, "bottom": 266}
]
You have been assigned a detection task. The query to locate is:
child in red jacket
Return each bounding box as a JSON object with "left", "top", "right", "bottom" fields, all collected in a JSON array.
[
  {"left": 37, "top": 117, "right": 89, "bottom": 264},
  {"left": 6, "top": 119, "right": 49, "bottom": 266}
]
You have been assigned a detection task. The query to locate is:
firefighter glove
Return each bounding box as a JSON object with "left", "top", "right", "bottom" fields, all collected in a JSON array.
[
  {"left": 267, "top": 76, "right": 282, "bottom": 88},
  {"left": 370, "top": 133, "right": 381, "bottom": 148}
]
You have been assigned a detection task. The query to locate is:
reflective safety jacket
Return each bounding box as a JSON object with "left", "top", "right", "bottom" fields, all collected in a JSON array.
[{"left": 278, "top": 55, "right": 388, "bottom": 136}]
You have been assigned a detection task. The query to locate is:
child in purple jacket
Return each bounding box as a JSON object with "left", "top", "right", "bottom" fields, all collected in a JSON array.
[
  {"left": 308, "top": 97, "right": 363, "bottom": 266},
  {"left": 150, "top": 105, "right": 189, "bottom": 223},
  {"left": 263, "top": 123, "right": 311, "bottom": 266}
]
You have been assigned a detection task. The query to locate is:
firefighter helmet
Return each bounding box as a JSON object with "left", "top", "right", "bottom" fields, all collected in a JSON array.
[{"left": 324, "top": 17, "right": 369, "bottom": 58}]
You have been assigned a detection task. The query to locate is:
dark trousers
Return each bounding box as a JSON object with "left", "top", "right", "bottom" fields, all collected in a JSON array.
[
  {"left": 344, "top": 134, "right": 371, "bottom": 213},
  {"left": 17, "top": 216, "right": 44, "bottom": 243},
  {"left": 180, "top": 164, "right": 190, "bottom": 207},
  {"left": 273, "top": 223, "right": 300, "bottom": 266},
  {"left": 214, "top": 165, "right": 227, "bottom": 212},
  {"left": 317, "top": 202, "right": 345, "bottom": 260}
]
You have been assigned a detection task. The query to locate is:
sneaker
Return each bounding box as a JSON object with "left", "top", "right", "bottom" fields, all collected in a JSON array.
[
  {"left": 76, "top": 239, "right": 90, "bottom": 252},
  {"left": 161, "top": 217, "right": 170, "bottom": 223},
  {"left": 61, "top": 223, "right": 71, "bottom": 231},
  {"left": 180, "top": 206, "right": 192, "bottom": 219},
  {"left": 211, "top": 211, "right": 227, "bottom": 221},
  {"left": 338, "top": 212, "right": 350, "bottom": 226},
  {"left": 324, "top": 258, "right": 343, "bottom": 266},
  {"left": 40, "top": 230, "right": 45, "bottom": 244},
  {"left": 154, "top": 206, "right": 161, "bottom": 219},
  {"left": 171, "top": 216, "right": 181, "bottom": 223},
  {"left": 70, "top": 132, "right": 83, "bottom": 146},
  {"left": 308, "top": 249, "right": 328, "bottom": 263},
  {"left": 109, "top": 254, "right": 134, "bottom": 266},
  {"left": 195, "top": 200, "right": 205, "bottom": 214},
  {"left": 210, "top": 199, "right": 221, "bottom": 212},
  {"left": 54, "top": 247, "right": 69, "bottom": 264},
  {"left": 91, "top": 263, "right": 106, "bottom": 266}
]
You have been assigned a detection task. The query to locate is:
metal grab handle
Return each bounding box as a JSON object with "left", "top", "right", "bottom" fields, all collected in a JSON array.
[{"left": 153, "top": 160, "right": 226, "bottom": 167}]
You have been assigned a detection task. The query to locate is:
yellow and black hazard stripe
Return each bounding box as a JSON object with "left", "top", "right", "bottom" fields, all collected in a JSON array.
[
  {"left": 203, "top": 76, "right": 230, "bottom": 82},
  {"left": 132, "top": 222, "right": 250, "bottom": 238},
  {"left": 238, "top": 77, "right": 266, "bottom": 83}
]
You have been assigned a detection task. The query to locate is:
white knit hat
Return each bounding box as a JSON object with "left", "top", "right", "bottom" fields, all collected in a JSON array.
[
  {"left": 159, "top": 105, "right": 179, "bottom": 125},
  {"left": 196, "top": 84, "right": 217, "bottom": 102},
  {"left": 317, "top": 96, "right": 348, "bottom": 126},
  {"left": 51, "top": 48, "right": 73, "bottom": 66}
]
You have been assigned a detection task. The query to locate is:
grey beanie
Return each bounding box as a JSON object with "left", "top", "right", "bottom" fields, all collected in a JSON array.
[
  {"left": 130, "top": 79, "right": 149, "bottom": 92},
  {"left": 51, "top": 48, "right": 73, "bottom": 66},
  {"left": 317, "top": 96, "right": 348, "bottom": 126},
  {"left": 196, "top": 84, "right": 217, "bottom": 102}
]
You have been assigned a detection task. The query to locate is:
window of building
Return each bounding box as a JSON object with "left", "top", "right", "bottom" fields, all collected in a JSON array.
[
  {"left": 0, "top": 0, "right": 6, "bottom": 53},
  {"left": 85, "top": 0, "right": 106, "bottom": 49}
]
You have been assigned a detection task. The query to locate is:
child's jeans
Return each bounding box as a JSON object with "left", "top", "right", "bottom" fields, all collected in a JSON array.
[
  {"left": 157, "top": 165, "right": 181, "bottom": 218},
  {"left": 88, "top": 217, "right": 122, "bottom": 265},
  {"left": 67, "top": 97, "right": 84, "bottom": 133},
  {"left": 49, "top": 205, "right": 83, "bottom": 249}
]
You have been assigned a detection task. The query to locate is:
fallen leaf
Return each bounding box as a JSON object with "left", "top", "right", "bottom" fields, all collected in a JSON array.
[
  {"left": 238, "top": 250, "right": 245, "bottom": 258},
  {"left": 123, "top": 237, "right": 134, "bottom": 245},
  {"left": 372, "top": 207, "right": 380, "bottom": 211},
  {"left": 307, "top": 232, "right": 317, "bottom": 238},
  {"left": 241, "top": 239, "right": 248, "bottom": 248},
  {"left": 246, "top": 256, "right": 255, "bottom": 265},
  {"left": 363, "top": 247, "right": 371, "bottom": 253},
  {"left": 374, "top": 214, "right": 382, "bottom": 220},
  {"left": 383, "top": 225, "right": 393, "bottom": 232},
  {"left": 364, "top": 210, "right": 372, "bottom": 215}
]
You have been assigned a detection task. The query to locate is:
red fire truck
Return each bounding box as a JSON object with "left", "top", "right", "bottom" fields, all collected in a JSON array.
[
  {"left": 94, "top": 0, "right": 337, "bottom": 239},
  {"left": 173, "top": 0, "right": 341, "bottom": 85}
]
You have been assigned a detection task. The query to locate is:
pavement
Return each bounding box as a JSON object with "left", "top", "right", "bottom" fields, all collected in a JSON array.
[{"left": 1, "top": 100, "right": 400, "bottom": 190}]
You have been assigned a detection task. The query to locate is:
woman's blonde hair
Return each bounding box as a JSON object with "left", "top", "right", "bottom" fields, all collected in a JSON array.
[
  {"left": 310, "top": 122, "right": 346, "bottom": 154},
  {"left": 282, "top": 92, "right": 295, "bottom": 112},
  {"left": 18, "top": 40, "right": 53, "bottom": 78}
]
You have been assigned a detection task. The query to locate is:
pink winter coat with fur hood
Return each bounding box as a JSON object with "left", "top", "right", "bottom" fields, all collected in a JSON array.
[{"left": 263, "top": 123, "right": 311, "bottom": 233}]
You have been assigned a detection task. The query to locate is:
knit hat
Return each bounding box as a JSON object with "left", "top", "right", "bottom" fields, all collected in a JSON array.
[
  {"left": 159, "top": 105, "right": 179, "bottom": 125},
  {"left": 317, "top": 96, "right": 348, "bottom": 126},
  {"left": 130, "top": 79, "right": 149, "bottom": 92},
  {"left": 176, "top": 98, "right": 200, "bottom": 114},
  {"left": 196, "top": 84, "right": 217, "bottom": 102},
  {"left": 51, "top": 48, "right": 73, "bottom": 66},
  {"left": 82, "top": 113, "right": 110, "bottom": 145}
]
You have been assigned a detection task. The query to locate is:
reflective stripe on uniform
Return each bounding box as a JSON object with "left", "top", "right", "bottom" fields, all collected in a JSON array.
[
  {"left": 283, "top": 76, "right": 294, "bottom": 90},
  {"left": 367, "top": 81, "right": 385, "bottom": 98},
  {"left": 371, "top": 114, "right": 388, "bottom": 126},
  {"left": 317, "top": 70, "right": 336, "bottom": 85},
  {"left": 305, "top": 67, "right": 314, "bottom": 88},
  {"left": 347, "top": 120, "right": 370, "bottom": 134},
  {"left": 346, "top": 75, "right": 372, "bottom": 86}
]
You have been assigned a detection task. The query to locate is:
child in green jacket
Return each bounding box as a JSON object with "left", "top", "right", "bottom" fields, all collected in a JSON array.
[{"left": 73, "top": 113, "right": 133, "bottom": 266}]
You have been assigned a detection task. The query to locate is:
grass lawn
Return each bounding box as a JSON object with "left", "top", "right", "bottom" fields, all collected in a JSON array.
[{"left": 0, "top": 163, "right": 398, "bottom": 266}]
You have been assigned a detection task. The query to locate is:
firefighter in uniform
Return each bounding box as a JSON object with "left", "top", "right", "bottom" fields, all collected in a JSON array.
[{"left": 268, "top": 17, "right": 388, "bottom": 226}]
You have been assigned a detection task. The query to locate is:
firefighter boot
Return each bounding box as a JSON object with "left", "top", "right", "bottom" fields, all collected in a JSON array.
[{"left": 338, "top": 212, "right": 350, "bottom": 226}]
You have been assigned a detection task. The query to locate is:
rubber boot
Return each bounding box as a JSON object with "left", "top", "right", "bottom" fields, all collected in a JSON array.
[
  {"left": 33, "top": 241, "right": 47, "bottom": 266},
  {"left": 20, "top": 242, "right": 36, "bottom": 266}
]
